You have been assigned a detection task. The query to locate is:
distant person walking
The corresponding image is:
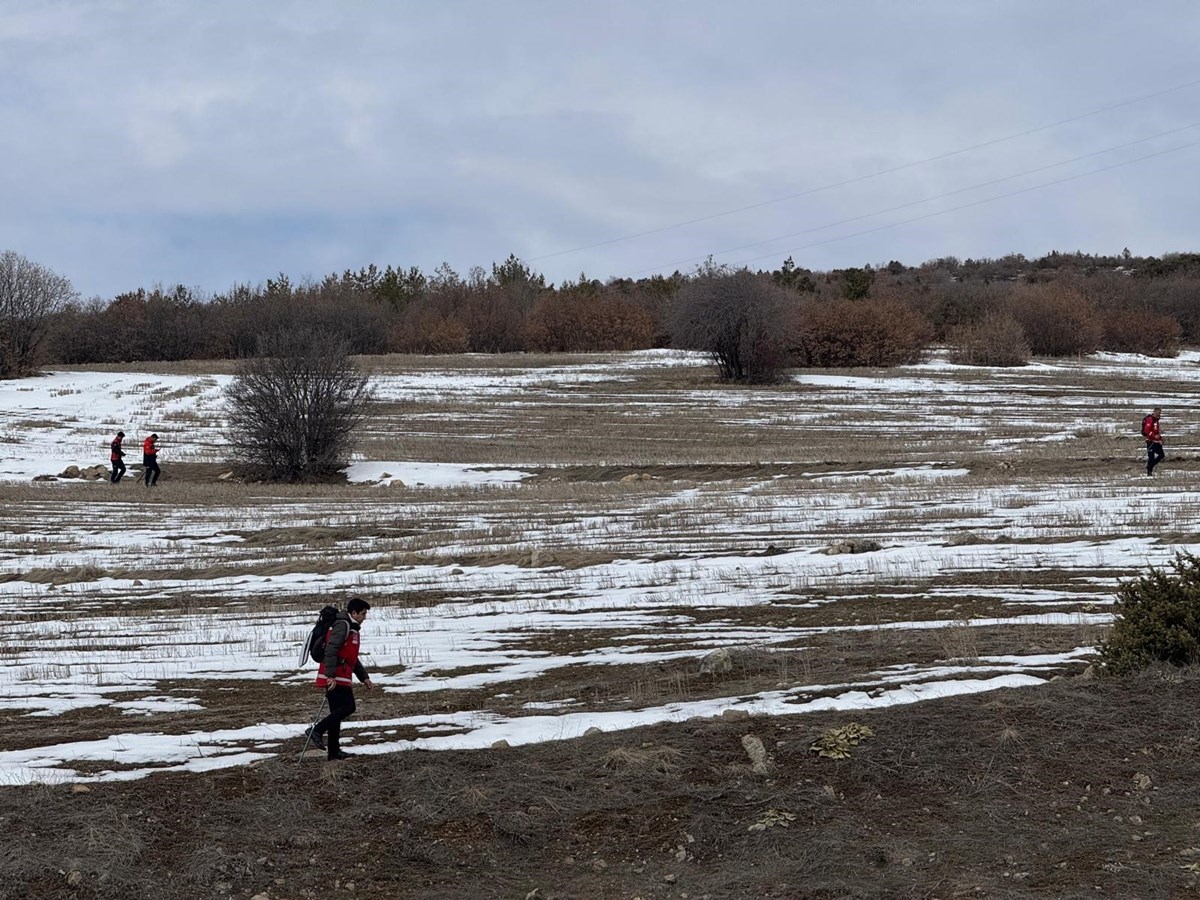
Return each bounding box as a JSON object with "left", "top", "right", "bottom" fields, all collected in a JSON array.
[
  {"left": 1142, "top": 407, "right": 1165, "bottom": 476},
  {"left": 109, "top": 431, "right": 126, "bottom": 483},
  {"left": 142, "top": 433, "right": 161, "bottom": 487},
  {"left": 307, "top": 597, "right": 375, "bottom": 761}
]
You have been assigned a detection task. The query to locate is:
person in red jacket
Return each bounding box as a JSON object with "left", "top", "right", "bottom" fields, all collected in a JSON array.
[
  {"left": 142, "top": 433, "right": 160, "bottom": 487},
  {"left": 109, "top": 431, "right": 126, "bottom": 483},
  {"left": 1142, "top": 407, "right": 1165, "bottom": 476},
  {"left": 307, "top": 597, "right": 375, "bottom": 760}
]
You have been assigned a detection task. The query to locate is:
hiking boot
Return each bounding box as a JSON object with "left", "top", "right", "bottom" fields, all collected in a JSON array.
[
  {"left": 328, "top": 750, "right": 353, "bottom": 761},
  {"left": 304, "top": 726, "right": 326, "bottom": 751}
]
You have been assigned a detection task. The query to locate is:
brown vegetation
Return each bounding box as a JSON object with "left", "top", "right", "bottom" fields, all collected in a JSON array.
[
  {"left": 949, "top": 311, "right": 1031, "bottom": 367},
  {"left": 6, "top": 674, "right": 1200, "bottom": 899},
  {"left": 794, "top": 296, "right": 933, "bottom": 367}
]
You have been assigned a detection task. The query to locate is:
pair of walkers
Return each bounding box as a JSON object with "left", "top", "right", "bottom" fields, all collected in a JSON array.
[
  {"left": 305, "top": 597, "right": 376, "bottom": 761},
  {"left": 109, "top": 432, "right": 160, "bottom": 485}
]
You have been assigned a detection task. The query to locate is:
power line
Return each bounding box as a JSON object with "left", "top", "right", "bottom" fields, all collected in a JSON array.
[
  {"left": 624, "top": 121, "right": 1200, "bottom": 277},
  {"left": 527, "top": 74, "right": 1200, "bottom": 264},
  {"left": 718, "top": 139, "right": 1200, "bottom": 270}
]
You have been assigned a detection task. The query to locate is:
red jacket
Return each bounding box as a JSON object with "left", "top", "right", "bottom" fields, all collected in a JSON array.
[
  {"left": 1142, "top": 415, "right": 1162, "bottom": 443},
  {"left": 315, "top": 617, "right": 363, "bottom": 688},
  {"left": 143, "top": 436, "right": 157, "bottom": 456},
  {"left": 110, "top": 436, "right": 123, "bottom": 462}
]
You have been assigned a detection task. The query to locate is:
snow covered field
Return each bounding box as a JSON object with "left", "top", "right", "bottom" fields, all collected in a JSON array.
[{"left": 2, "top": 349, "right": 1198, "bottom": 784}]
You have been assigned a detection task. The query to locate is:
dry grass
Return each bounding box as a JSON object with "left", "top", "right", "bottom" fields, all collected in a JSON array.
[
  {"left": 5, "top": 349, "right": 1200, "bottom": 895},
  {"left": 4, "top": 675, "right": 1200, "bottom": 898}
]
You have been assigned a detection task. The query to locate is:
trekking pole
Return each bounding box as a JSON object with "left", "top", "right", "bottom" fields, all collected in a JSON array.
[{"left": 297, "top": 693, "right": 328, "bottom": 760}]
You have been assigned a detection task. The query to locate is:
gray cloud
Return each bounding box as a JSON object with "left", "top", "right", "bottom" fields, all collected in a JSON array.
[{"left": 2, "top": 0, "right": 1198, "bottom": 296}]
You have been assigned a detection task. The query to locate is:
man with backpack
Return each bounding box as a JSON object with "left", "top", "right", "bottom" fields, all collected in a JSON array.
[
  {"left": 1142, "top": 407, "right": 1165, "bottom": 476},
  {"left": 306, "top": 597, "right": 375, "bottom": 760},
  {"left": 142, "top": 433, "right": 161, "bottom": 486},
  {"left": 110, "top": 431, "right": 126, "bottom": 483}
]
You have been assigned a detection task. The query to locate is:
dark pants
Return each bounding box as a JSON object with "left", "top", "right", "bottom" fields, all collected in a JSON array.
[
  {"left": 1147, "top": 442, "right": 1165, "bottom": 475},
  {"left": 315, "top": 686, "right": 356, "bottom": 758},
  {"left": 111, "top": 459, "right": 125, "bottom": 483},
  {"left": 143, "top": 455, "right": 160, "bottom": 486}
]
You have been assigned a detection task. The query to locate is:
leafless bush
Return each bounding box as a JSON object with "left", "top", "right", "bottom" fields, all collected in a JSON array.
[
  {"left": 225, "top": 329, "right": 372, "bottom": 481},
  {"left": 1098, "top": 306, "right": 1181, "bottom": 357},
  {"left": 525, "top": 292, "right": 655, "bottom": 351},
  {"left": 392, "top": 304, "right": 471, "bottom": 353},
  {"left": 0, "top": 250, "right": 77, "bottom": 377},
  {"left": 948, "top": 311, "right": 1030, "bottom": 366},
  {"left": 1008, "top": 283, "right": 1101, "bottom": 356},
  {"left": 794, "top": 297, "right": 932, "bottom": 367},
  {"left": 669, "top": 270, "right": 797, "bottom": 382}
]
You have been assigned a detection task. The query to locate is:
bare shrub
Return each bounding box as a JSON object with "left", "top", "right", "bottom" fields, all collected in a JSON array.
[
  {"left": 1098, "top": 306, "right": 1181, "bottom": 357},
  {"left": 0, "top": 250, "right": 77, "bottom": 377},
  {"left": 948, "top": 312, "right": 1030, "bottom": 366},
  {"left": 1008, "top": 284, "right": 1100, "bottom": 356},
  {"left": 794, "top": 297, "right": 932, "bottom": 367},
  {"left": 669, "top": 269, "right": 797, "bottom": 382},
  {"left": 225, "top": 329, "right": 372, "bottom": 481},
  {"left": 525, "top": 292, "right": 655, "bottom": 351},
  {"left": 392, "top": 304, "right": 470, "bottom": 353}
]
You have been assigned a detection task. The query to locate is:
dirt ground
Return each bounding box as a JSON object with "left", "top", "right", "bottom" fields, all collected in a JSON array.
[
  {"left": 4, "top": 669, "right": 1200, "bottom": 900},
  {"left": 7, "top": 351, "right": 1200, "bottom": 898}
]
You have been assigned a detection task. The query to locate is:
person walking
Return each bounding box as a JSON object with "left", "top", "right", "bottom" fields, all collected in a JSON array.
[
  {"left": 142, "top": 433, "right": 161, "bottom": 487},
  {"left": 1142, "top": 407, "right": 1165, "bottom": 476},
  {"left": 307, "top": 597, "right": 375, "bottom": 760},
  {"left": 109, "top": 431, "right": 126, "bottom": 483}
]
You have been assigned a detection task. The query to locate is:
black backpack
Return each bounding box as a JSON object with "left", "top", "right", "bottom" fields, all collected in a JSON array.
[{"left": 300, "top": 606, "right": 339, "bottom": 667}]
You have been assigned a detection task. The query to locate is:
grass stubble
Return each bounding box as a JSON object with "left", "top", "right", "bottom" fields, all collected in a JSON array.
[{"left": 2, "top": 350, "right": 1198, "bottom": 898}]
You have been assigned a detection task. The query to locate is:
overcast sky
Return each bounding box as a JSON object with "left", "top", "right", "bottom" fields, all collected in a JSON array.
[{"left": 3, "top": 1, "right": 1199, "bottom": 298}]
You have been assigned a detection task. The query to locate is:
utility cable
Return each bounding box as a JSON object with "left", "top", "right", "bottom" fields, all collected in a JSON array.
[
  {"left": 624, "top": 121, "right": 1200, "bottom": 276},
  {"left": 526, "top": 75, "right": 1200, "bottom": 264},
  {"left": 718, "top": 138, "right": 1200, "bottom": 270}
]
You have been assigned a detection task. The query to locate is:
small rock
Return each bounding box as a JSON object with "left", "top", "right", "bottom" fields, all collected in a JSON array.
[
  {"left": 698, "top": 648, "right": 733, "bottom": 675},
  {"left": 741, "top": 734, "right": 771, "bottom": 774},
  {"left": 389, "top": 480, "right": 406, "bottom": 488},
  {"left": 664, "top": 873, "right": 677, "bottom": 883},
  {"left": 217, "top": 471, "right": 234, "bottom": 481},
  {"left": 61, "top": 465, "right": 81, "bottom": 478},
  {"left": 525, "top": 891, "right": 542, "bottom": 900},
  {"left": 251, "top": 893, "right": 271, "bottom": 900},
  {"left": 592, "top": 859, "right": 607, "bottom": 872},
  {"left": 66, "top": 871, "right": 83, "bottom": 886},
  {"left": 379, "top": 472, "right": 392, "bottom": 479},
  {"left": 491, "top": 739, "right": 511, "bottom": 749},
  {"left": 584, "top": 727, "right": 602, "bottom": 736},
  {"left": 720, "top": 708, "right": 750, "bottom": 721},
  {"left": 70, "top": 784, "right": 91, "bottom": 794},
  {"left": 450, "top": 568, "right": 464, "bottom": 575}
]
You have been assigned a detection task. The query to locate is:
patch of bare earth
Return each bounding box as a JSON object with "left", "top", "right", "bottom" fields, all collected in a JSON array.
[{"left": 5, "top": 672, "right": 1200, "bottom": 899}]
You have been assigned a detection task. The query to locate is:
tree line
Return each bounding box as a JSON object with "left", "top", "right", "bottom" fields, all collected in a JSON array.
[{"left": 3, "top": 247, "right": 1200, "bottom": 380}]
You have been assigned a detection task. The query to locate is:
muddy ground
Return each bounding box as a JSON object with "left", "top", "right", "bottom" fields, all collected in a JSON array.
[{"left": 5, "top": 670, "right": 1200, "bottom": 900}]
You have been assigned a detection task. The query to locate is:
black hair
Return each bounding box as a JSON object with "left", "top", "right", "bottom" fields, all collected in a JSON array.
[
  {"left": 346, "top": 597, "right": 371, "bottom": 614},
  {"left": 117, "top": 431, "right": 124, "bottom": 437}
]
